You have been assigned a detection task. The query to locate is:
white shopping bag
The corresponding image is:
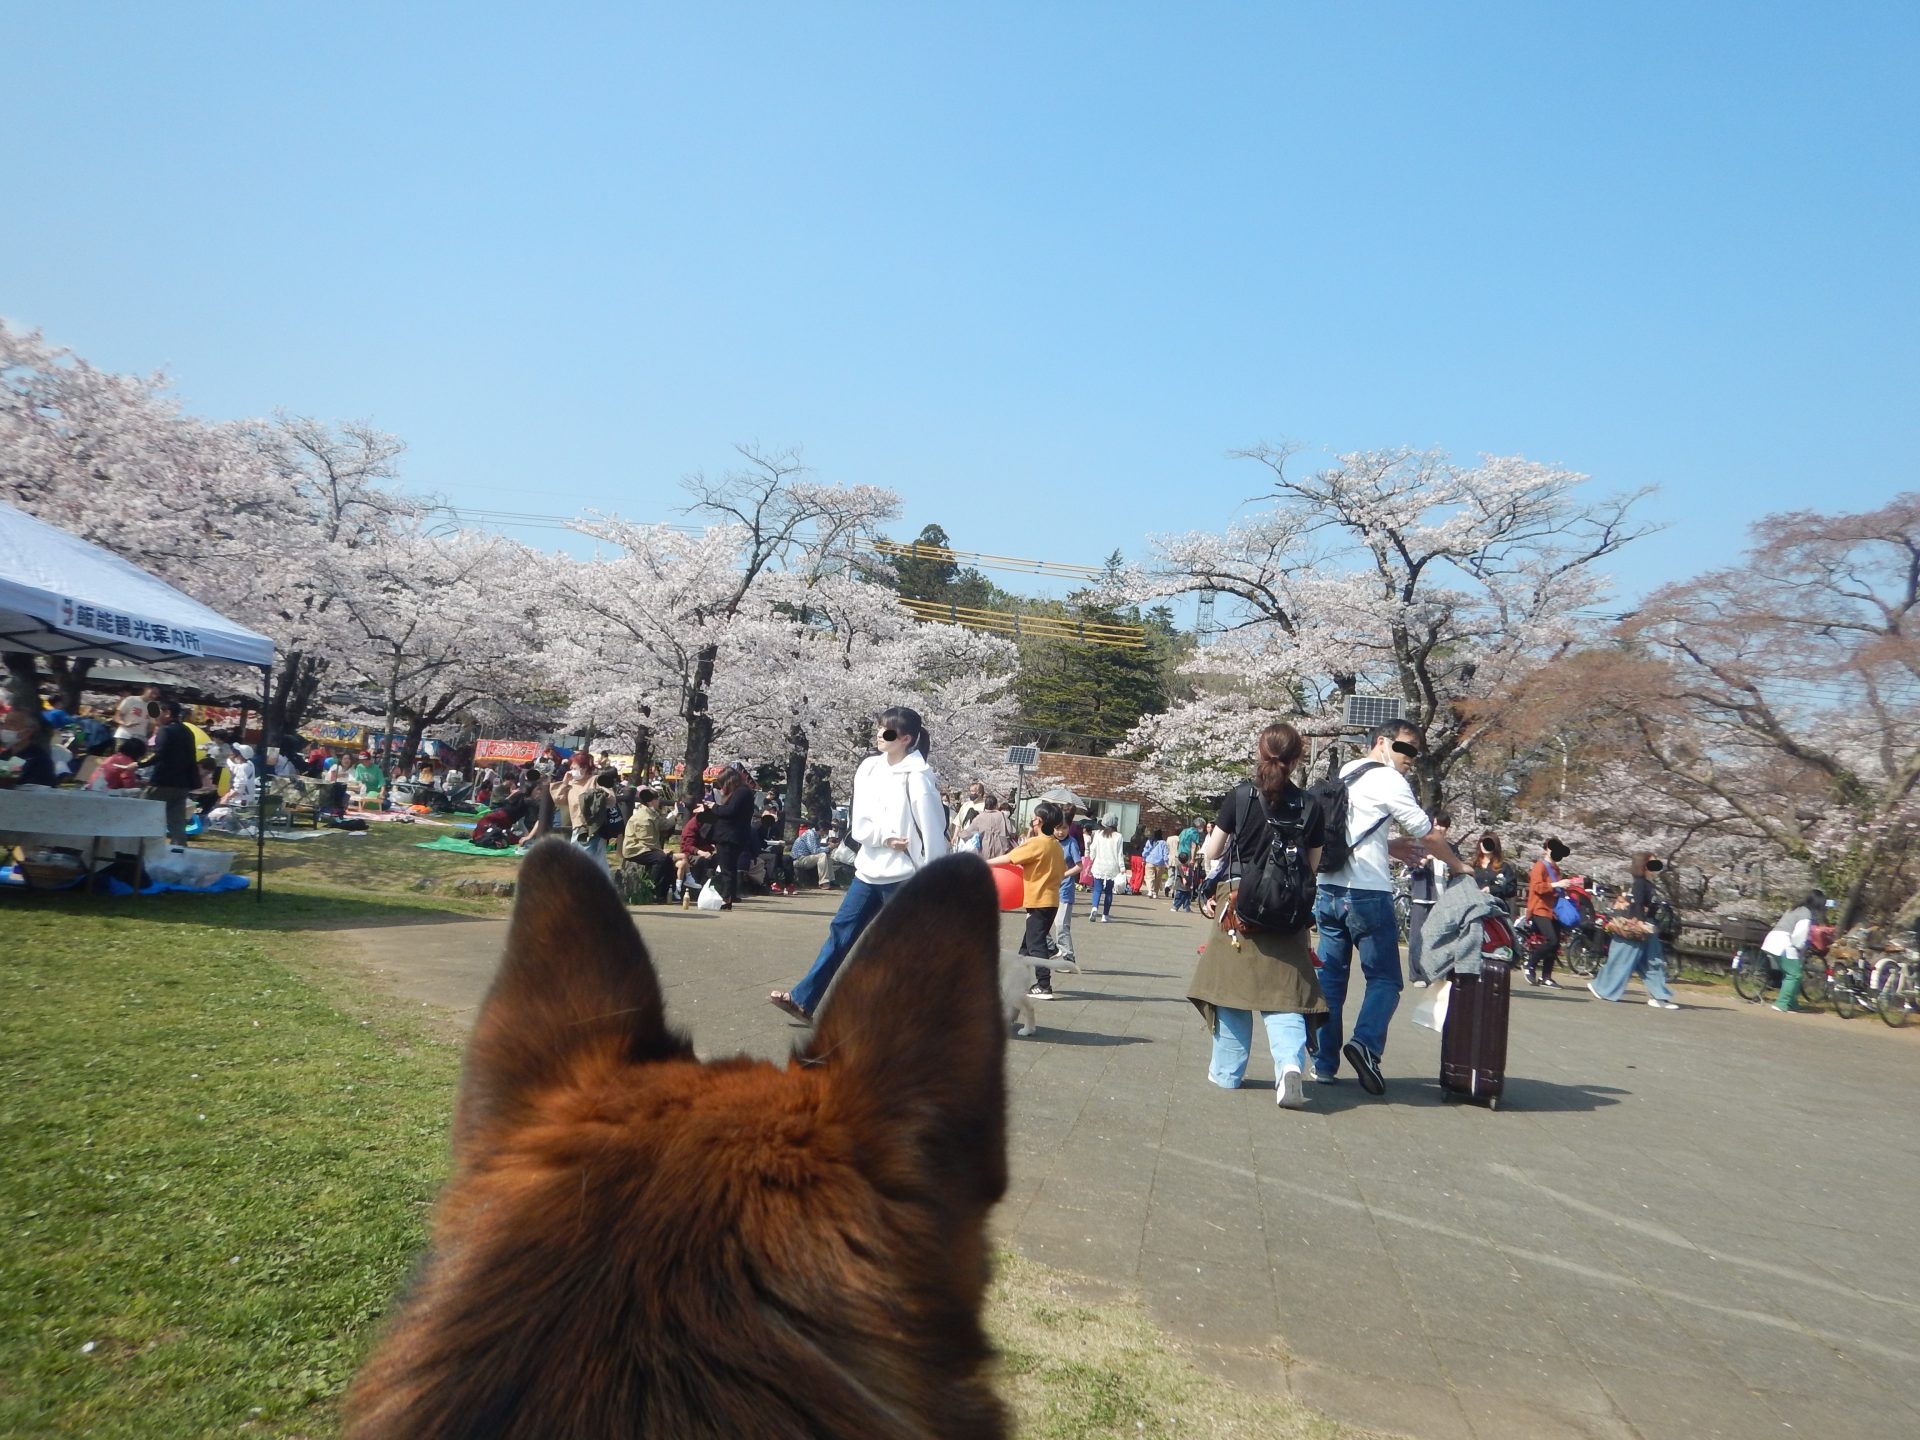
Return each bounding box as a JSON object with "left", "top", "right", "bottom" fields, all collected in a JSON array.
[
  {"left": 1411, "top": 978, "right": 1453, "bottom": 1032},
  {"left": 696, "top": 879, "right": 726, "bottom": 911}
]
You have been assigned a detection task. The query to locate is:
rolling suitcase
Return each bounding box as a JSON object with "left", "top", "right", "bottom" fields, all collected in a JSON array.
[{"left": 1439, "top": 958, "right": 1510, "bottom": 1107}]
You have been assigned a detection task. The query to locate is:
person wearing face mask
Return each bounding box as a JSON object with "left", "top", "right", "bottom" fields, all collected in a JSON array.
[
  {"left": 2, "top": 706, "right": 58, "bottom": 787},
  {"left": 769, "top": 706, "right": 947, "bottom": 1023}
]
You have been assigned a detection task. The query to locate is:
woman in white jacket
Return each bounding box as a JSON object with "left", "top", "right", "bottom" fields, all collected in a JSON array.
[
  {"left": 1086, "top": 814, "right": 1127, "bottom": 922},
  {"left": 770, "top": 706, "right": 948, "bottom": 1021},
  {"left": 1762, "top": 888, "right": 1826, "bottom": 1014}
]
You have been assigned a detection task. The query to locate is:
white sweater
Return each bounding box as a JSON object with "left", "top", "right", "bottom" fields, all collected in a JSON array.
[
  {"left": 848, "top": 751, "right": 949, "bottom": 884},
  {"left": 1088, "top": 830, "right": 1127, "bottom": 881}
]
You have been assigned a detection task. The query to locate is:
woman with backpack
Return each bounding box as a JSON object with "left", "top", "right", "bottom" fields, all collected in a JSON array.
[
  {"left": 1588, "top": 851, "right": 1681, "bottom": 1008},
  {"left": 1186, "top": 723, "right": 1329, "bottom": 1110}
]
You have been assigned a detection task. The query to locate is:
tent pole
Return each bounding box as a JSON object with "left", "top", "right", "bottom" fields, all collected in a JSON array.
[{"left": 256, "top": 662, "right": 269, "bottom": 902}]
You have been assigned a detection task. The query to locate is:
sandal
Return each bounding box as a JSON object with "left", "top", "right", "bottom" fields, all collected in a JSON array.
[{"left": 768, "top": 992, "right": 811, "bottom": 1024}]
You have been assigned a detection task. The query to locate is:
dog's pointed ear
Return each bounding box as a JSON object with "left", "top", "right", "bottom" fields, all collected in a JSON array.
[
  {"left": 804, "top": 853, "right": 1007, "bottom": 1205},
  {"left": 455, "top": 838, "right": 687, "bottom": 1148}
]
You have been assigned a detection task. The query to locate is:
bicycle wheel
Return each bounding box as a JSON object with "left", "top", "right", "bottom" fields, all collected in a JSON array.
[
  {"left": 1878, "top": 979, "right": 1913, "bottom": 1028},
  {"left": 1730, "top": 949, "right": 1769, "bottom": 1003},
  {"left": 1832, "top": 967, "right": 1864, "bottom": 1019},
  {"left": 1799, "top": 964, "right": 1828, "bottom": 1007}
]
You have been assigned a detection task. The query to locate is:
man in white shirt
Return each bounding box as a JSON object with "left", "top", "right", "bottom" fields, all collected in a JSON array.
[
  {"left": 114, "top": 686, "right": 158, "bottom": 742},
  {"left": 1311, "top": 720, "right": 1462, "bottom": 1095}
]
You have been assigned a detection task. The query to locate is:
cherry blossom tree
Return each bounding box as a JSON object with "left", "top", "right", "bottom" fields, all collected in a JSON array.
[
  {"left": 0, "top": 324, "right": 425, "bottom": 727},
  {"left": 1118, "top": 446, "right": 1654, "bottom": 805},
  {"left": 675, "top": 445, "right": 899, "bottom": 785},
  {"left": 324, "top": 528, "right": 546, "bottom": 782},
  {"left": 1592, "top": 494, "right": 1920, "bottom": 923}
]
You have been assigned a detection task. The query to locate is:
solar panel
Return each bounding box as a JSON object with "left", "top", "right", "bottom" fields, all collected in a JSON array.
[
  {"left": 1004, "top": 745, "right": 1040, "bottom": 767},
  {"left": 1343, "top": 695, "right": 1405, "bottom": 730}
]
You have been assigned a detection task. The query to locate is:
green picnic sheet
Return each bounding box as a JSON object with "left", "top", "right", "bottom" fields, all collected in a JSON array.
[{"left": 414, "top": 835, "right": 519, "bottom": 859}]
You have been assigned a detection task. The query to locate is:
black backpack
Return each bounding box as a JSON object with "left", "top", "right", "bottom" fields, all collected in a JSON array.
[
  {"left": 1306, "top": 761, "right": 1386, "bottom": 875},
  {"left": 1229, "top": 783, "right": 1317, "bottom": 935}
]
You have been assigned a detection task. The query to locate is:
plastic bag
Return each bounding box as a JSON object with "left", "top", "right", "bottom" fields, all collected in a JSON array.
[
  {"left": 696, "top": 879, "right": 725, "bottom": 911},
  {"left": 1411, "top": 979, "right": 1453, "bottom": 1032}
]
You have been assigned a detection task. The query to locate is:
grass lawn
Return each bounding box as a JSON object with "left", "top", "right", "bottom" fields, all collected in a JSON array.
[{"left": 2, "top": 880, "right": 1375, "bottom": 1439}]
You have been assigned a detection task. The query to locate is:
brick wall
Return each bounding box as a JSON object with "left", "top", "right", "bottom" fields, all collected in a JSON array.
[{"left": 1030, "top": 751, "right": 1184, "bottom": 839}]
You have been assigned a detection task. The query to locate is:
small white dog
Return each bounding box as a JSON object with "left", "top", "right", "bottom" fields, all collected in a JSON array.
[{"left": 999, "top": 951, "right": 1042, "bottom": 1036}]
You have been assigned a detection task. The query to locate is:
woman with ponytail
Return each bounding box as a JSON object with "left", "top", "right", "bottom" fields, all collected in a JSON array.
[
  {"left": 770, "top": 706, "right": 947, "bottom": 1022},
  {"left": 1187, "top": 723, "right": 1329, "bottom": 1110}
]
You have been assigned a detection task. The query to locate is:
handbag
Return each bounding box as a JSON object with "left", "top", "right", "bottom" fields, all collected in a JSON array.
[
  {"left": 1553, "top": 895, "right": 1583, "bottom": 929},
  {"left": 696, "top": 879, "right": 725, "bottom": 911},
  {"left": 831, "top": 841, "right": 858, "bottom": 868},
  {"left": 1605, "top": 915, "right": 1654, "bottom": 942}
]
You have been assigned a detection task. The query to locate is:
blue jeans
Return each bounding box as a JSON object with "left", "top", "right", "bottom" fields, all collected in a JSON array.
[
  {"left": 789, "top": 876, "right": 901, "bottom": 1015},
  {"left": 1592, "top": 935, "right": 1674, "bottom": 1002},
  {"left": 1089, "top": 877, "right": 1115, "bottom": 917},
  {"left": 1049, "top": 877, "right": 1076, "bottom": 957},
  {"left": 1311, "top": 885, "right": 1403, "bottom": 1074},
  {"left": 1210, "top": 1008, "right": 1309, "bottom": 1089}
]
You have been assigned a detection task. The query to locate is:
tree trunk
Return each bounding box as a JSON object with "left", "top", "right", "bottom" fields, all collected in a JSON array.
[
  {"left": 805, "top": 763, "right": 835, "bottom": 832},
  {"left": 783, "top": 724, "right": 809, "bottom": 841},
  {"left": 3, "top": 653, "right": 41, "bottom": 715},
  {"left": 682, "top": 642, "right": 718, "bottom": 787},
  {"left": 45, "top": 657, "right": 94, "bottom": 713},
  {"left": 401, "top": 712, "right": 428, "bottom": 770},
  {"left": 268, "top": 652, "right": 327, "bottom": 738}
]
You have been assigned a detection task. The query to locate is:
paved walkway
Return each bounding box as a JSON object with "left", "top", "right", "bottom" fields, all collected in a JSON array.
[{"left": 342, "top": 887, "right": 1920, "bottom": 1440}]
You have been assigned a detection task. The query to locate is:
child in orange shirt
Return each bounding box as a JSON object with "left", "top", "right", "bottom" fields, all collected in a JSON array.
[{"left": 991, "top": 801, "right": 1066, "bottom": 999}]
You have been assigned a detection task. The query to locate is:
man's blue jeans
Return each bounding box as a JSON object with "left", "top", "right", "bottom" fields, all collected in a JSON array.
[
  {"left": 1311, "top": 884, "right": 1403, "bottom": 1075},
  {"left": 789, "top": 876, "right": 900, "bottom": 1015}
]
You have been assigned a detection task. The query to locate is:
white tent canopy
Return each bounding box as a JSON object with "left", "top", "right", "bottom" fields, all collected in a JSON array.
[{"left": 0, "top": 499, "right": 275, "bottom": 667}]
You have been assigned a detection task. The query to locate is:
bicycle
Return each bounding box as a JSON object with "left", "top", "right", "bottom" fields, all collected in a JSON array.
[
  {"left": 1730, "top": 944, "right": 1829, "bottom": 1007},
  {"left": 1875, "top": 951, "right": 1920, "bottom": 1028},
  {"left": 1723, "top": 916, "right": 1829, "bottom": 1007}
]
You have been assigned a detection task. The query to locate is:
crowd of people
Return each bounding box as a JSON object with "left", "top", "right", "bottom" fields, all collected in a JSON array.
[{"left": 11, "top": 679, "right": 1888, "bottom": 1052}]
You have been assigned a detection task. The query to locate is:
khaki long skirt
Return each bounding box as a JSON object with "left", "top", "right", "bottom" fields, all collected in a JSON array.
[{"left": 1186, "top": 884, "right": 1327, "bottom": 1032}]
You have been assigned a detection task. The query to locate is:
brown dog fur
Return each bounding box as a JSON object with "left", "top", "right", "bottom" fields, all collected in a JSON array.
[{"left": 345, "top": 840, "right": 1009, "bottom": 1439}]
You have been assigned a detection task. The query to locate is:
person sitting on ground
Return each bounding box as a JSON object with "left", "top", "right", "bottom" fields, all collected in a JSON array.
[
  {"left": 991, "top": 801, "right": 1069, "bottom": 1001},
  {"left": 618, "top": 787, "right": 676, "bottom": 902},
  {"left": 348, "top": 751, "right": 386, "bottom": 803},
  {"left": 71, "top": 735, "right": 116, "bottom": 789},
  {"left": 791, "top": 822, "right": 831, "bottom": 889},
  {"left": 94, "top": 737, "right": 148, "bottom": 791},
  {"left": 676, "top": 802, "right": 716, "bottom": 903}
]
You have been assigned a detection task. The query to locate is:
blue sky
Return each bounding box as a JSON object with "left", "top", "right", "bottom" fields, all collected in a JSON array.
[{"left": 5, "top": 2, "right": 1915, "bottom": 621}]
